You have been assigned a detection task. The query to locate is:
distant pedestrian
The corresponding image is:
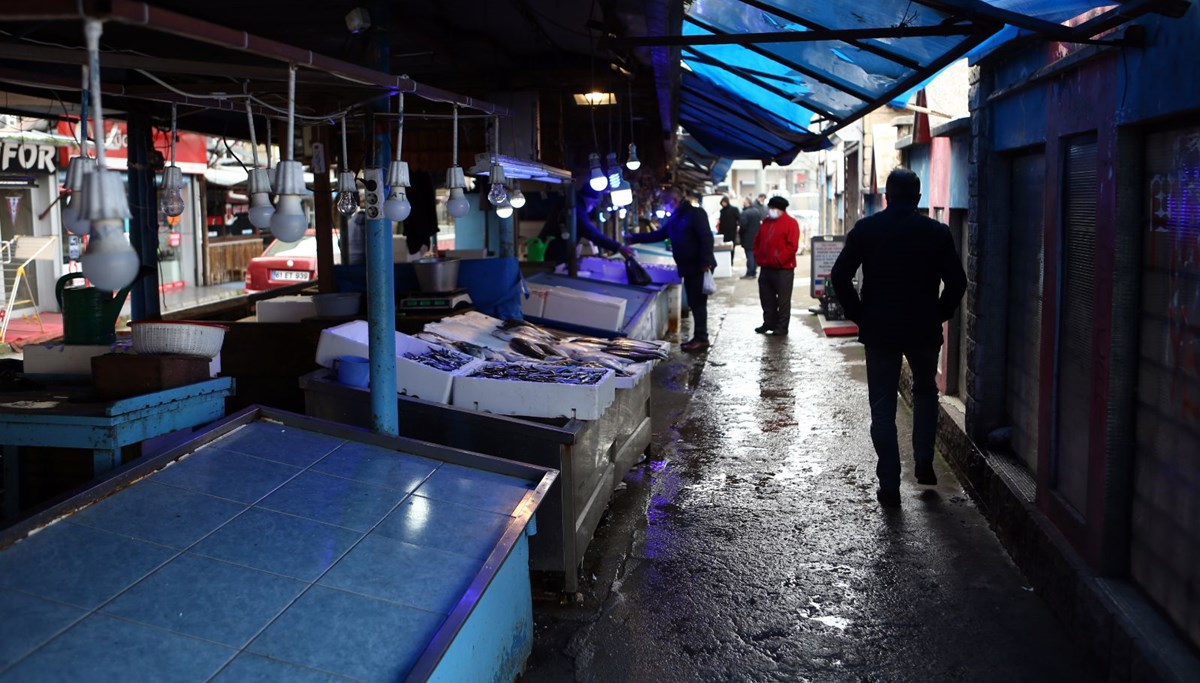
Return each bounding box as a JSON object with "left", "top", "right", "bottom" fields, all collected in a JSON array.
[
  {"left": 830, "top": 168, "right": 967, "bottom": 509},
  {"left": 626, "top": 187, "right": 717, "bottom": 352},
  {"left": 738, "top": 195, "right": 765, "bottom": 279},
  {"left": 717, "top": 196, "right": 740, "bottom": 265},
  {"left": 752, "top": 196, "right": 799, "bottom": 336}
]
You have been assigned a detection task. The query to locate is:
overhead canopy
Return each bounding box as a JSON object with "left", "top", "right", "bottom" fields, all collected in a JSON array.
[{"left": 634, "top": 0, "right": 1187, "bottom": 163}]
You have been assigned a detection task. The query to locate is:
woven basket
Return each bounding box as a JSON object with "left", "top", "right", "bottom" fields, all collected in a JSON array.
[{"left": 130, "top": 321, "right": 228, "bottom": 358}]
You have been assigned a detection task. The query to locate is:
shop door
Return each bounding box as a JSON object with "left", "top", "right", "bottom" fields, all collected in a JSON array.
[
  {"left": 1131, "top": 125, "right": 1200, "bottom": 649},
  {"left": 1006, "top": 153, "right": 1045, "bottom": 473},
  {"left": 0, "top": 189, "right": 38, "bottom": 309},
  {"left": 1053, "top": 137, "right": 1097, "bottom": 515}
]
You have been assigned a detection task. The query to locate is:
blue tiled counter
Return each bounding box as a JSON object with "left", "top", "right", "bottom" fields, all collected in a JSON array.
[{"left": 0, "top": 406, "right": 556, "bottom": 683}]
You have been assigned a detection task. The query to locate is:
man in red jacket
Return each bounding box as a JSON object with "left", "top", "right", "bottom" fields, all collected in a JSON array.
[{"left": 752, "top": 196, "right": 800, "bottom": 336}]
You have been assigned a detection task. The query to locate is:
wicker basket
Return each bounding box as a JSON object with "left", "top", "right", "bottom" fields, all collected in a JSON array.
[{"left": 130, "top": 321, "right": 228, "bottom": 358}]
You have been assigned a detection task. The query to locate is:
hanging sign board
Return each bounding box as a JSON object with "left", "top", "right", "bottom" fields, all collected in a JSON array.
[
  {"left": 810, "top": 234, "right": 846, "bottom": 298},
  {"left": 0, "top": 142, "right": 56, "bottom": 174}
]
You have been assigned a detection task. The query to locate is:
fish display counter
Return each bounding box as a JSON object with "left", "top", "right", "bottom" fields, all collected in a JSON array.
[
  {"left": 0, "top": 406, "right": 555, "bottom": 682},
  {"left": 301, "top": 313, "right": 662, "bottom": 592}
]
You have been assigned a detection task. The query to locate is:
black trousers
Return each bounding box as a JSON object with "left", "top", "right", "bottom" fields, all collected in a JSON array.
[
  {"left": 757, "top": 266, "right": 794, "bottom": 331},
  {"left": 682, "top": 272, "right": 708, "bottom": 340},
  {"left": 865, "top": 345, "right": 941, "bottom": 490}
]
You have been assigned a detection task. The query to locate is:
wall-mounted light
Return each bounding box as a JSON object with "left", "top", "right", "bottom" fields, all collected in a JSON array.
[{"left": 573, "top": 92, "right": 616, "bottom": 106}]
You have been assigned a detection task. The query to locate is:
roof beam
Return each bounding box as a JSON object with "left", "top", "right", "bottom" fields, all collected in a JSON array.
[
  {"left": 730, "top": 0, "right": 922, "bottom": 70},
  {"left": 683, "top": 16, "right": 878, "bottom": 104},
  {"left": 626, "top": 23, "right": 977, "bottom": 47}
]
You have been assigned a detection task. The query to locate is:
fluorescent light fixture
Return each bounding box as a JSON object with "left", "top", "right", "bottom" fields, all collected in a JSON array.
[
  {"left": 573, "top": 92, "right": 616, "bottom": 106},
  {"left": 467, "top": 153, "right": 571, "bottom": 184}
]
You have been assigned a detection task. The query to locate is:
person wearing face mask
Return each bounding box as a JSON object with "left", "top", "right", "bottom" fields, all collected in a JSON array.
[
  {"left": 752, "top": 196, "right": 800, "bottom": 336},
  {"left": 625, "top": 187, "right": 718, "bottom": 352}
]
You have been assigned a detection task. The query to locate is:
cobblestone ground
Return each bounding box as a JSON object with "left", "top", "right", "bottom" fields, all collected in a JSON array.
[{"left": 524, "top": 262, "right": 1092, "bottom": 683}]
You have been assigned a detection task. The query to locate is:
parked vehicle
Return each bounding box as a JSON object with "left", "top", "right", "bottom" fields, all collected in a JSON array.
[{"left": 244, "top": 231, "right": 340, "bottom": 294}]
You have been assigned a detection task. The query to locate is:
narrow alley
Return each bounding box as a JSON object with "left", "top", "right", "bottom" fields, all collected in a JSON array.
[{"left": 526, "top": 264, "right": 1091, "bottom": 682}]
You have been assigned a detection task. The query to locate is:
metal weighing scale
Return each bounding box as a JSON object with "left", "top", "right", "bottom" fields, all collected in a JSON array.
[{"left": 398, "top": 289, "right": 473, "bottom": 312}]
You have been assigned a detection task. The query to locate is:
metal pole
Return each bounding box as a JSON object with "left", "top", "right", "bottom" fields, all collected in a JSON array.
[
  {"left": 126, "top": 109, "right": 160, "bottom": 320},
  {"left": 366, "top": 0, "right": 397, "bottom": 436}
]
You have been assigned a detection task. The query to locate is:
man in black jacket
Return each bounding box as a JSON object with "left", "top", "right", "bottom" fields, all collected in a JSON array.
[
  {"left": 627, "top": 187, "right": 718, "bottom": 352},
  {"left": 830, "top": 168, "right": 967, "bottom": 508}
]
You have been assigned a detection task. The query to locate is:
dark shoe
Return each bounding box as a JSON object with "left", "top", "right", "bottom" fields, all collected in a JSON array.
[
  {"left": 916, "top": 464, "right": 938, "bottom": 486},
  {"left": 876, "top": 488, "right": 901, "bottom": 508},
  {"left": 741, "top": 274, "right": 757, "bottom": 280},
  {"left": 680, "top": 339, "right": 709, "bottom": 352},
  {"left": 754, "top": 325, "right": 771, "bottom": 334},
  {"left": 765, "top": 328, "right": 788, "bottom": 336}
]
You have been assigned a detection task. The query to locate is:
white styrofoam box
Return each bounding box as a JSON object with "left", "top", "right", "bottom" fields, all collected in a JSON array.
[
  {"left": 256, "top": 295, "right": 317, "bottom": 322},
  {"left": 452, "top": 362, "right": 615, "bottom": 420},
  {"left": 22, "top": 342, "right": 222, "bottom": 378},
  {"left": 713, "top": 257, "right": 733, "bottom": 279},
  {"left": 522, "top": 284, "right": 553, "bottom": 318},
  {"left": 22, "top": 342, "right": 123, "bottom": 375},
  {"left": 612, "top": 361, "right": 652, "bottom": 390},
  {"left": 315, "top": 321, "right": 481, "bottom": 403},
  {"left": 542, "top": 287, "right": 627, "bottom": 332}
]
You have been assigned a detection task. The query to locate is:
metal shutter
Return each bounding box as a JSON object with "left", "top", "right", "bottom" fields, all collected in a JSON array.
[
  {"left": 1131, "top": 126, "right": 1200, "bottom": 648},
  {"left": 1006, "top": 153, "right": 1045, "bottom": 473},
  {"left": 1054, "top": 138, "right": 1097, "bottom": 514}
]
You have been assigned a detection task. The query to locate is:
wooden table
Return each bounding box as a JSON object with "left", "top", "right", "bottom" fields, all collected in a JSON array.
[{"left": 1, "top": 377, "right": 234, "bottom": 518}]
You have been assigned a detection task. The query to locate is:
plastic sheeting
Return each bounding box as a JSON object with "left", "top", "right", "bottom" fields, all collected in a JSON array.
[{"left": 678, "top": 0, "right": 1128, "bottom": 162}]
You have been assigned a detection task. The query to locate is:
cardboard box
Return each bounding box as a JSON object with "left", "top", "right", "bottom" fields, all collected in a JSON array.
[
  {"left": 91, "top": 353, "right": 212, "bottom": 400},
  {"left": 315, "top": 321, "right": 481, "bottom": 403},
  {"left": 452, "top": 362, "right": 616, "bottom": 420}
]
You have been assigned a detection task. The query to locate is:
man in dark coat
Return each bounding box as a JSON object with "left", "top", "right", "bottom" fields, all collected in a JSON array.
[
  {"left": 738, "top": 195, "right": 765, "bottom": 278},
  {"left": 626, "top": 187, "right": 718, "bottom": 352},
  {"left": 830, "top": 168, "right": 967, "bottom": 508},
  {"left": 717, "top": 196, "right": 740, "bottom": 265}
]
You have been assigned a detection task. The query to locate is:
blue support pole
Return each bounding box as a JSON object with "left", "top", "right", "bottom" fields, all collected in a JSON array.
[{"left": 364, "top": 166, "right": 397, "bottom": 437}]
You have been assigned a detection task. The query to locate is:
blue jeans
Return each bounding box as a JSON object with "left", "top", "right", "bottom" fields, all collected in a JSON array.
[{"left": 865, "top": 345, "right": 941, "bottom": 490}]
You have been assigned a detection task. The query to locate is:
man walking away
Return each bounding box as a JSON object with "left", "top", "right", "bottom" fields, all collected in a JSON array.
[
  {"left": 738, "top": 195, "right": 765, "bottom": 279},
  {"left": 830, "top": 168, "right": 967, "bottom": 508},
  {"left": 753, "top": 196, "right": 800, "bottom": 336},
  {"left": 717, "top": 196, "right": 740, "bottom": 265},
  {"left": 626, "top": 187, "right": 718, "bottom": 352}
]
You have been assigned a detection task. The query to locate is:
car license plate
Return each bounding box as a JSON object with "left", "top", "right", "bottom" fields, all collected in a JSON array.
[{"left": 271, "top": 270, "right": 310, "bottom": 281}]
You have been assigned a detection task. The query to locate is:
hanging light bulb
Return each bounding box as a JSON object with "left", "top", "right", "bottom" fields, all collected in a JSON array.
[
  {"left": 626, "top": 143, "right": 641, "bottom": 171},
  {"left": 62, "top": 155, "right": 96, "bottom": 235},
  {"left": 487, "top": 164, "right": 508, "bottom": 206},
  {"left": 247, "top": 168, "right": 274, "bottom": 229},
  {"left": 446, "top": 166, "right": 470, "bottom": 218},
  {"left": 160, "top": 104, "right": 185, "bottom": 218},
  {"left": 588, "top": 152, "right": 608, "bottom": 192},
  {"left": 335, "top": 115, "right": 358, "bottom": 217},
  {"left": 496, "top": 197, "right": 514, "bottom": 219},
  {"left": 618, "top": 207, "right": 628, "bottom": 219},
  {"left": 79, "top": 19, "right": 137, "bottom": 291},
  {"left": 336, "top": 171, "right": 358, "bottom": 216},
  {"left": 270, "top": 65, "right": 307, "bottom": 241},
  {"left": 445, "top": 106, "right": 470, "bottom": 219},
  {"left": 509, "top": 182, "right": 526, "bottom": 209},
  {"left": 606, "top": 152, "right": 623, "bottom": 189},
  {"left": 384, "top": 93, "right": 412, "bottom": 222},
  {"left": 611, "top": 178, "right": 633, "bottom": 208},
  {"left": 655, "top": 208, "right": 666, "bottom": 219},
  {"left": 161, "top": 166, "right": 185, "bottom": 218}
]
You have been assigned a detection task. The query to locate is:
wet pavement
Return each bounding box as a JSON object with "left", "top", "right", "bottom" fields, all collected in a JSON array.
[{"left": 524, "top": 259, "right": 1092, "bottom": 682}]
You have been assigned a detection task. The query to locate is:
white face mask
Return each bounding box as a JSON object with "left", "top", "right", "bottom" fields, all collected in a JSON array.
[{"left": 768, "top": 208, "right": 782, "bottom": 219}]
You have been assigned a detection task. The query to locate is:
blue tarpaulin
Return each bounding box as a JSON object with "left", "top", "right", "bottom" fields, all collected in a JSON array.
[{"left": 672, "top": 0, "right": 1145, "bottom": 162}]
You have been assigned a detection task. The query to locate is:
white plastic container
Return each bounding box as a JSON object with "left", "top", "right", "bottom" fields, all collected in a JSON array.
[
  {"left": 256, "top": 295, "right": 317, "bottom": 323},
  {"left": 315, "top": 321, "right": 481, "bottom": 403},
  {"left": 452, "top": 362, "right": 616, "bottom": 420},
  {"left": 541, "top": 287, "right": 627, "bottom": 332},
  {"left": 522, "top": 284, "right": 553, "bottom": 318}
]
